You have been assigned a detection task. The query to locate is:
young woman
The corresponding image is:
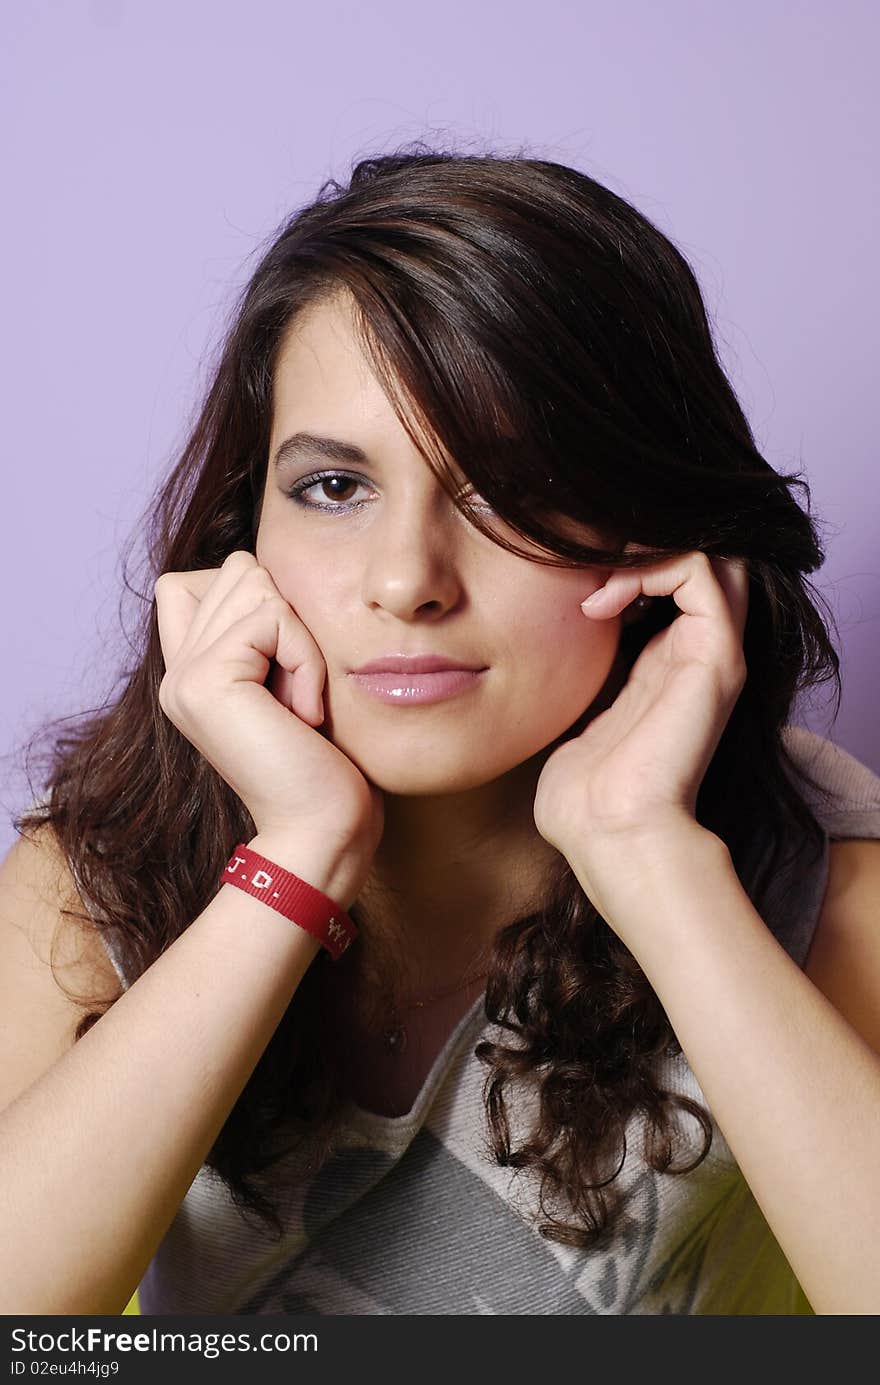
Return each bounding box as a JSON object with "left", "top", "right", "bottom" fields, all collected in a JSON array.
[{"left": 3, "top": 147, "right": 880, "bottom": 1316}]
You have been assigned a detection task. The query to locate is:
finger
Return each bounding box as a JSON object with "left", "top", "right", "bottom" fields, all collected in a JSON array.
[
  {"left": 166, "top": 551, "right": 328, "bottom": 726},
  {"left": 188, "top": 567, "right": 327, "bottom": 724},
  {"left": 580, "top": 550, "right": 736, "bottom": 631},
  {"left": 187, "top": 565, "right": 286, "bottom": 659},
  {"left": 155, "top": 573, "right": 219, "bottom": 671},
  {"left": 190, "top": 595, "right": 326, "bottom": 725},
  {"left": 174, "top": 551, "right": 258, "bottom": 655},
  {"left": 709, "top": 556, "right": 750, "bottom": 645},
  {"left": 188, "top": 563, "right": 324, "bottom": 714},
  {"left": 154, "top": 552, "right": 255, "bottom": 669}
]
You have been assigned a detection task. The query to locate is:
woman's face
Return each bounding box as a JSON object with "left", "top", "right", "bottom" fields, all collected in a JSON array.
[{"left": 255, "top": 292, "right": 623, "bottom": 795}]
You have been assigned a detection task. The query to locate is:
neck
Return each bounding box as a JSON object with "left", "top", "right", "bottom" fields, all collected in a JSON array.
[{"left": 334, "top": 746, "right": 562, "bottom": 1019}]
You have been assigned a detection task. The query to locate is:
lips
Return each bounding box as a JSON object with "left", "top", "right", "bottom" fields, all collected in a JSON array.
[
  {"left": 351, "top": 654, "right": 485, "bottom": 674},
  {"left": 348, "top": 667, "right": 486, "bottom": 705}
]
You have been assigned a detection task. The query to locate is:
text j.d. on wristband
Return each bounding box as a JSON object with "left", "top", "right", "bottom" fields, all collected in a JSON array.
[{"left": 221, "top": 843, "right": 357, "bottom": 961}]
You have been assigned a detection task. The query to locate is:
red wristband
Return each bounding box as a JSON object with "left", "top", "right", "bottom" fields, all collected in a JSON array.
[{"left": 220, "top": 843, "right": 357, "bottom": 961}]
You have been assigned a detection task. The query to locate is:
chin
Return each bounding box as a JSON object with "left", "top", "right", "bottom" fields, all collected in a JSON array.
[{"left": 338, "top": 746, "right": 505, "bottom": 797}]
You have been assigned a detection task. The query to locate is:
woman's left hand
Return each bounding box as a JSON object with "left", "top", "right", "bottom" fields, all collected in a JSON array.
[{"left": 533, "top": 549, "right": 750, "bottom": 875}]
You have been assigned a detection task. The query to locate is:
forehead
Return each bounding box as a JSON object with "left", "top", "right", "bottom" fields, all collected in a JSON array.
[
  {"left": 271, "top": 293, "right": 455, "bottom": 477},
  {"left": 275, "top": 293, "right": 371, "bottom": 389}
]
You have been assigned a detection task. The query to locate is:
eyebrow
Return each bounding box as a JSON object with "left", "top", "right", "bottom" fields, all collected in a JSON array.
[{"left": 272, "top": 432, "right": 370, "bottom": 470}]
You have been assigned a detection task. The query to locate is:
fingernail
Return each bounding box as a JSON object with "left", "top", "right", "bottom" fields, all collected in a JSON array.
[{"left": 581, "top": 588, "right": 607, "bottom": 609}]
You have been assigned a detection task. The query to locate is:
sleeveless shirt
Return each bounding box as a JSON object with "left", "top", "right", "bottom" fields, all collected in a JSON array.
[{"left": 39, "top": 725, "right": 880, "bottom": 1313}]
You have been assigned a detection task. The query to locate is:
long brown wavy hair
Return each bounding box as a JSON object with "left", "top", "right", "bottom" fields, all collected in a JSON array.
[{"left": 11, "top": 141, "right": 842, "bottom": 1246}]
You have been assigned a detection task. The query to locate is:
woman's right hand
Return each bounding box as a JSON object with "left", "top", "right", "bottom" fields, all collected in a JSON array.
[{"left": 154, "top": 550, "right": 384, "bottom": 865}]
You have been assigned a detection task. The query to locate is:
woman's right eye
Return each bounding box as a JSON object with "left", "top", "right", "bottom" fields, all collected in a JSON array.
[
  {"left": 282, "top": 469, "right": 495, "bottom": 516},
  {"left": 283, "top": 470, "right": 372, "bottom": 512}
]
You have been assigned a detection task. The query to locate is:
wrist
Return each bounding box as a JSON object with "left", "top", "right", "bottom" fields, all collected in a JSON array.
[
  {"left": 567, "top": 820, "right": 730, "bottom": 932},
  {"left": 246, "top": 831, "right": 369, "bottom": 913}
]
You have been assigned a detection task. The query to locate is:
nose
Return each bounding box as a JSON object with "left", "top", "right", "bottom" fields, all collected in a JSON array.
[{"left": 358, "top": 488, "right": 467, "bottom": 619}]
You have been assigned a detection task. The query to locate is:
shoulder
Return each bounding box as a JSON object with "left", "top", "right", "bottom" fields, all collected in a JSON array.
[
  {"left": 0, "top": 823, "right": 122, "bottom": 1112},
  {"left": 780, "top": 725, "right": 880, "bottom": 835},
  {"left": 804, "top": 837, "right": 880, "bottom": 1057},
  {"left": 788, "top": 729, "right": 880, "bottom": 1057},
  {"left": 745, "top": 728, "right": 880, "bottom": 971},
  {"left": 0, "top": 822, "right": 122, "bottom": 1005}
]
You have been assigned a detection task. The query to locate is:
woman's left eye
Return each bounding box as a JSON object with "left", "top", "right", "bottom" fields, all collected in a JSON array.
[
  {"left": 285, "top": 471, "right": 369, "bottom": 511},
  {"left": 283, "top": 470, "right": 494, "bottom": 514}
]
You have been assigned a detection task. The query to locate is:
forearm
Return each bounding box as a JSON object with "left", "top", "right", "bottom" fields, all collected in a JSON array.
[
  {"left": 569, "top": 827, "right": 880, "bottom": 1315},
  {"left": 0, "top": 834, "right": 361, "bottom": 1315}
]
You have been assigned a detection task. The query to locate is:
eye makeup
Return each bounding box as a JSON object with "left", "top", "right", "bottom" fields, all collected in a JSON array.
[{"left": 281, "top": 468, "right": 494, "bottom": 516}]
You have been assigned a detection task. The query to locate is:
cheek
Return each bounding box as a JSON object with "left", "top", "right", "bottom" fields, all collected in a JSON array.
[
  {"left": 254, "top": 548, "right": 325, "bottom": 639},
  {"left": 254, "top": 513, "right": 290, "bottom": 570},
  {"left": 523, "top": 590, "right": 620, "bottom": 665},
  {"left": 523, "top": 606, "right": 621, "bottom": 712},
  {"left": 256, "top": 527, "right": 313, "bottom": 603}
]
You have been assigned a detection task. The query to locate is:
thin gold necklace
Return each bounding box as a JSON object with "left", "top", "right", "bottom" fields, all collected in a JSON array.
[{"left": 381, "top": 966, "right": 491, "bottom": 1055}]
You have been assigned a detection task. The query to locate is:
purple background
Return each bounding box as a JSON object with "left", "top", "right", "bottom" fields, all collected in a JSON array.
[{"left": 2, "top": 1, "right": 878, "bottom": 856}]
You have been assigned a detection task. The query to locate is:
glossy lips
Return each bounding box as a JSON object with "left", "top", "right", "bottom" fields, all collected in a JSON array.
[
  {"left": 348, "top": 653, "right": 487, "bottom": 705},
  {"left": 351, "top": 654, "right": 484, "bottom": 674}
]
